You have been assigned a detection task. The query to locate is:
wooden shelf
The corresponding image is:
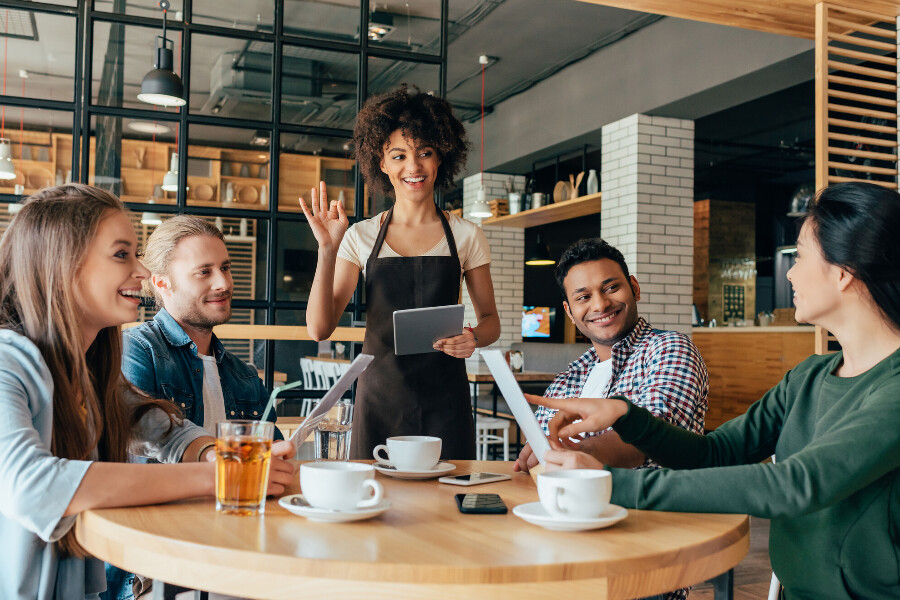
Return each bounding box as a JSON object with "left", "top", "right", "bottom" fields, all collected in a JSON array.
[
  {"left": 482, "top": 192, "right": 602, "bottom": 228},
  {"left": 221, "top": 175, "right": 267, "bottom": 183}
]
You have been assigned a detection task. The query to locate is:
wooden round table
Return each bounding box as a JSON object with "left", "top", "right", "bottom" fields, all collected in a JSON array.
[{"left": 77, "top": 461, "right": 749, "bottom": 600}]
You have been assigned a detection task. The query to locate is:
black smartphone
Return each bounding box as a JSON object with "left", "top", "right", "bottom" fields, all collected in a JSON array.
[{"left": 455, "top": 493, "right": 508, "bottom": 514}]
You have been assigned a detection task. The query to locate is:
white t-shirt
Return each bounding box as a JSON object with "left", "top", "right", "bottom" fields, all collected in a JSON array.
[
  {"left": 337, "top": 210, "right": 491, "bottom": 278},
  {"left": 200, "top": 354, "right": 227, "bottom": 431},
  {"left": 580, "top": 359, "right": 613, "bottom": 398}
]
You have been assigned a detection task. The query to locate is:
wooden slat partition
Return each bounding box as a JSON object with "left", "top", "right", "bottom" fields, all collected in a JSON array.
[{"left": 815, "top": 2, "right": 897, "bottom": 355}]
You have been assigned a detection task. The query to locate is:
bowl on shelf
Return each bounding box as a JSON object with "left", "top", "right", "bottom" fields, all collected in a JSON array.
[
  {"left": 27, "top": 168, "right": 52, "bottom": 189},
  {"left": 237, "top": 185, "right": 259, "bottom": 203},
  {"left": 194, "top": 183, "right": 214, "bottom": 202}
]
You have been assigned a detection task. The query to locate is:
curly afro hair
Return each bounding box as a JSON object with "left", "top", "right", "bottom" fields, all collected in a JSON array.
[{"left": 353, "top": 84, "right": 469, "bottom": 196}]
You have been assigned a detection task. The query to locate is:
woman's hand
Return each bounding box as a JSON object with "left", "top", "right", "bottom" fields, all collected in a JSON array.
[
  {"left": 543, "top": 448, "right": 606, "bottom": 471},
  {"left": 434, "top": 328, "right": 477, "bottom": 358},
  {"left": 537, "top": 396, "right": 629, "bottom": 449},
  {"left": 299, "top": 181, "right": 348, "bottom": 253},
  {"left": 266, "top": 440, "right": 297, "bottom": 496}
]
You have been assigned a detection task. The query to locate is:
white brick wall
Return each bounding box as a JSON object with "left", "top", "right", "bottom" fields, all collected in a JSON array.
[
  {"left": 461, "top": 173, "right": 525, "bottom": 366},
  {"left": 601, "top": 114, "right": 694, "bottom": 335}
]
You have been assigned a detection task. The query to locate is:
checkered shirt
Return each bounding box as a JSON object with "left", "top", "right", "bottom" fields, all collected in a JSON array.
[{"left": 534, "top": 317, "right": 708, "bottom": 600}]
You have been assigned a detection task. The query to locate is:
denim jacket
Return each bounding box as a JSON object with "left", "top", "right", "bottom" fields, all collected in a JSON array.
[{"left": 122, "top": 308, "right": 282, "bottom": 440}]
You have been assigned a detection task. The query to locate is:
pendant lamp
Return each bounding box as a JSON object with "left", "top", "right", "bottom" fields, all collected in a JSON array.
[
  {"left": 525, "top": 234, "right": 555, "bottom": 266},
  {"left": 470, "top": 187, "right": 493, "bottom": 218},
  {"left": 161, "top": 152, "right": 181, "bottom": 192},
  {"left": 469, "top": 55, "right": 494, "bottom": 219},
  {"left": 141, "top": 197, "right": 163, "bottom": 225},
  {"left": 137, "top": 1, "right": 186, "bottom": 107},
  {"left": 0, "top": 138, "right": 15, "bottom": 180}
]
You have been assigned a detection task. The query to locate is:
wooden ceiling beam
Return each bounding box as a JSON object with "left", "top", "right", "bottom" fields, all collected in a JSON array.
[{"left": 576, "top": 0, "right": 900, "bottom": 39}]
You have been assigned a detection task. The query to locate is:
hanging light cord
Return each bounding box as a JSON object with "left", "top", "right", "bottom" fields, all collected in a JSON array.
[
  {"left": 480, "top": 61, "right": 485, "bottom": 175},
  {"left": 2, "top": 9, "right": 8, "bottom": 139}
]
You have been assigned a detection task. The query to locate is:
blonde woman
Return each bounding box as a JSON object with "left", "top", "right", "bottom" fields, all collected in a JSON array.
[{"left": 0, "top": 185, "right": 294, "bottom": 599}]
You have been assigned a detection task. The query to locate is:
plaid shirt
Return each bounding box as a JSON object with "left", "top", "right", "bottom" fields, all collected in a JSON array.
[{"left": 534, "top": 317, "right": 708, "bottom": 600}]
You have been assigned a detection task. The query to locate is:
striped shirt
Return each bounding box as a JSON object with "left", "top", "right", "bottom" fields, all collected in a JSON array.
[{"left": 534, "top": 317, "right": 708, "bottom": 600}]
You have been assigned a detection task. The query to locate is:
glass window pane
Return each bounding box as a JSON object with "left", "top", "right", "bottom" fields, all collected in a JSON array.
[
  {"left": 275, "top": 219, "right": 319, "bottom": 302},
  {"left": 281, "top": 46, "right": 358, "bottom": 130},
  {"left": 284, "top": 0, "right": 359, "bottom": 44},
  {"left": 187, "top": 123, "right": 271, "bottom": 211},
  {"left": 131, "top": 212, "right": 269, "bottom": 303},
  {"left": 95, "top": 0, "right": 185, "bottom": 19},
  {"left": 92, "top": 21, "right": 183, "bottom": 113},
  {"left": 278, "top": 132, "right": 355, "bottom": 215},
  {"left": 272, "top": 310, "right": 354, "bottom": 405},
  {"left": 89, "top": 114, "right": 179, "bottom": 204},
  {"left": 191, "top": 0, "right": 274, "bottom": 32},
  {"left": 190, "top": 35, "right": 273, "bottom": 121},
  {"left": 367, "top": 1, "right": 441, "bottom": 56},
  {"left": 0, "top": 8, "right": 77, "bottom": 102},
  {"left": 0, "top": 106, "right": 73, "bottom": 197},
  {"left": 367, "top": 56, "right": 439, "bottom": 98}
]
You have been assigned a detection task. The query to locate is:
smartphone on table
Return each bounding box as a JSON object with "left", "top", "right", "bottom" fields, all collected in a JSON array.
[
  {"left": 439, "top": 472, "right": 511, "bottom": 486},
  {"left": 455, "top": 493, "right": 508, "bottom": 514}
]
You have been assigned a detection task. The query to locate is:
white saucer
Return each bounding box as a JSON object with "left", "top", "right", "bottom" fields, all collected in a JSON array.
[
  {"left": 373, "top": 461, "right": 456, "bottom": 479},
  {"left": 512, "top": 502, "right": 628, "bottom": 532},
  {"left": 278, "top": 494, "right": 391, "bottom": 523}
]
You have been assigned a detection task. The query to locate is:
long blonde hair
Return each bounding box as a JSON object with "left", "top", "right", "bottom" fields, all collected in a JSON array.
[{"left": 0, "top": 184, "right": 178, "bottom": 557}]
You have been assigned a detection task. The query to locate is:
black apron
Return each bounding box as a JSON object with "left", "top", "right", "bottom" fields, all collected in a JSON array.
[{"left": 351, "top": 205, "right": 476, "bottom": 460}]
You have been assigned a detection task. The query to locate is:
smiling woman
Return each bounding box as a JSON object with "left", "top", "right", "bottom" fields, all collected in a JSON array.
[{"left": 301, "top": 85, "right": 501, "bottom": 461}]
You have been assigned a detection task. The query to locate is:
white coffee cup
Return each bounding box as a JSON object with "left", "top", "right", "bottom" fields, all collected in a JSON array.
[
  {"left": 300, "top": 462, "right": 383, "bottom": 511},
  {"left": 537, "top": 469, "right": 612, "bottom": 519},
  {"left": 372, "top": 436, "right": 441, "bottom": 471}
]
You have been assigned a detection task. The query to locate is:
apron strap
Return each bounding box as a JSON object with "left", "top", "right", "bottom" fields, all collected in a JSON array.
[
  {"left": 367, "top": 204, "right": 461, "bottom": 265},
  {"left": 367, "top": 206, "right": 394, "bottom": 268}
]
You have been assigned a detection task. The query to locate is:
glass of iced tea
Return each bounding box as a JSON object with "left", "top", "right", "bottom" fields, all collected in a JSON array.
[{"left": 215, "top": 420, "right": 274, "bottom": 516}]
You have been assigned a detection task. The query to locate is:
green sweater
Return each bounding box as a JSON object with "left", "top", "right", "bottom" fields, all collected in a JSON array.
[{"left": 610, "top": 348, "right": 900, "bottom": 600}]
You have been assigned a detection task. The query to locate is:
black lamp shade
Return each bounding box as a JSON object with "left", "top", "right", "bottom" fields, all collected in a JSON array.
[
  {"left": 138, "top": 47, "right": 186, "bottom": 107},
  {"left": 525, "top": 235, "right": 555, "bottom": 266}
]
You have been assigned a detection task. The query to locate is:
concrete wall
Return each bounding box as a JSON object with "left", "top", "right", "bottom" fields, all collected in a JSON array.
[{"left": 468, "top": 17, "right": 813, "bottom": 175}]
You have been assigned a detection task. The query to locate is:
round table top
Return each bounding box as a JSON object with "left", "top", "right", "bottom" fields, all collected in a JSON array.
[{"left": 77, "top": 461, "right": 749, "bottom": 600}]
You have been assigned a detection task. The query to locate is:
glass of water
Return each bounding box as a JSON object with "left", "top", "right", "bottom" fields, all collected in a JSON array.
[{"left": 315, "top": 400, "right": 353, "bottom": 461}]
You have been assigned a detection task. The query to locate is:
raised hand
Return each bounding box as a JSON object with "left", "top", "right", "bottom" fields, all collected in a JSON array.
[{"left": 299, "top": 181, "right": 348, "bottom": 253}]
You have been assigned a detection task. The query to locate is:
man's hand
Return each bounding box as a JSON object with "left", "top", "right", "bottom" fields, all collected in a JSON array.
[
  {"left": 544, "top": 448, "right": 605, "bottom": 471},
  {"left": 206, "top": 439, "right": 297, "bottom": 497},
  {"left": 513, "top": 442, "right": 541, "bottom": 473}
]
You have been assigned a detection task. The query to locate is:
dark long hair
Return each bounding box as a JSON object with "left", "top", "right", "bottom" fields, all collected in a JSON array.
[
  {"left": 0, "top": 184, "right": 180, "bottom": 557},
  {"left": 805, "top": 182, "right": 900, "bottom": 331}
]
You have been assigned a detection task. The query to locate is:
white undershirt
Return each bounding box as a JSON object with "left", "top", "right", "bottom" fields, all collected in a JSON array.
[
  {"left": 200, "top": 354, "right": 227, "bottom": 431},
  {"left": 580, "top": 358, "right": 613, "bottom": 398}
]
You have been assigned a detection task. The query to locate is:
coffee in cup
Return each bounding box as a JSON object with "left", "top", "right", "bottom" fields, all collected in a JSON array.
[
  {"left": 300, "top": 462, "right": 383, "bottom": 511},
  {"left": 372, "top": 435, "right": 441, "bottom": 471},
  {"left": 537, "top": 469, "right": 612, "bottom": 519}
]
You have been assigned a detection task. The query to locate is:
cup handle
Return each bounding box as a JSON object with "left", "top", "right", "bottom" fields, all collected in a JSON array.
[
  {"left": 358, "top": 479, "right": 383, "bottom": 508},
  {"left": 554, "top": 487, "right": 567, "bottom": 515},
  {"left": 373, "top": 445, "right": 391, "bottom": 466}
]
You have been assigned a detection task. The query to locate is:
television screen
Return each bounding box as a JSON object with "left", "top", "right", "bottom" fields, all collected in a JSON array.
[{"left": 522, "top": 306, "right": 554, "bottom": 338}]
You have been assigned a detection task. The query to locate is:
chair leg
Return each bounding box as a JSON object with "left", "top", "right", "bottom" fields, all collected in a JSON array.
[
  {"left": 710, "top": 568, "right": 734, "bottom": 600},
  {"left": 502, "top": 428, "right": 509, "bottom": 461}
]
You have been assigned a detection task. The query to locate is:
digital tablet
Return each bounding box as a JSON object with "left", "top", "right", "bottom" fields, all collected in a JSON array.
[
  {"left": 393, "top": 304, "right": 465, "bottom": 356},
  {"left": 481, "top": 349, "right": 551, "bottom": 464}
]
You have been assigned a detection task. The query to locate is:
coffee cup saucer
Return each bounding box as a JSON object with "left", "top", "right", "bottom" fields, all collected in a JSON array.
[
  {"left": 278, "top": 494, "right": 391, "bottom": 523},
  {"left": 512, "top": 502, "right": 627, "bottom": 532},
  {"left": 373, "top": 461, "right": 456, "bottom": 480}
]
